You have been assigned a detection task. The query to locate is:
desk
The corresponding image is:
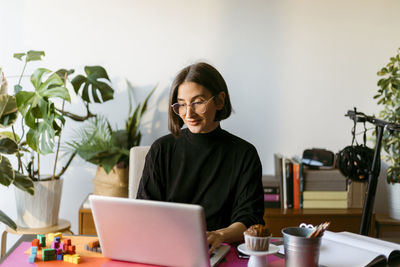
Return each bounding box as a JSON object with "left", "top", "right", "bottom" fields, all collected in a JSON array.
[
  {"left": 0, "top": 234, "right": 284, "bottom": 266},
  {"left": 375, "top": 213, "right": 400, "bottom": 243},
  {"left": 0, "top": 219, "right": 72, "bottom": 258}
]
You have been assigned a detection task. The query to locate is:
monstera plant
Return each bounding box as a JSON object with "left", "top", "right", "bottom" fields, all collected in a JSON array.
[
  {"left": 0, "top": 50, "right": 115, "bottom": 228},
  {"left": 0, "top": 74, "right": 34, "bottom": 229},
  {"left": 374, "top": 47, "right": 400, "bottom": 183}
]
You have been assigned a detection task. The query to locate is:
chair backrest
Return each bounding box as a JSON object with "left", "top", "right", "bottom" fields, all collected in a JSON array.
[{"left": 128, "top": 146, "right": 150, "bottom": 198}]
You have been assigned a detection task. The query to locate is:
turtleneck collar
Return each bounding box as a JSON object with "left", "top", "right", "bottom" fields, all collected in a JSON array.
[{"left": 182, "top": 125, "right": 224, "bottom": 145}]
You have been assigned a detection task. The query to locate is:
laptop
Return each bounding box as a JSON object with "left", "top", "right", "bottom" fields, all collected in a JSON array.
[{"left": 89, "top": 195, "right": 230, "bottom": 267}]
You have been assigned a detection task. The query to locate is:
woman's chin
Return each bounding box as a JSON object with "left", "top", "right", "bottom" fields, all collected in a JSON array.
[{"left": 187, "top": 125, "right": 203, "bottom": 133}]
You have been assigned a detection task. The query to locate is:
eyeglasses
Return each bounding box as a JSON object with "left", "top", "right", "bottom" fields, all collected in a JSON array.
[{"left": 171, "top": 96, "right": 215, "bottom": 116}]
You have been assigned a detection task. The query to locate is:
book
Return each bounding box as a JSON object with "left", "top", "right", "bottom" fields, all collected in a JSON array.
[
  {"left": 319, "top": 231, "right": 400, "bottom": 267},
  {"left": 304, "top": 168, "right": 347, "bottom": 191},
  {"left": 303, "top": 191, "right": 348, "bottom": 200},
  {"left": 281, "top": 156, "right": 288, "bottom": 209},
  {"left": 285, "top": 159, "right": 293, "bottom": 209},
  {"left": 347, "top": 180, "right": 367, "bottom": 208},
  {"left": 264, "top": 187, "right": 280, "bottom": 194},
  {"left": 291, "top": 158, "right": 301, "bottom": 209},
  {"left": 299, "top": 161, "right": 304, "bottom": 208},
  {"left": 264, "top": 194, "right": 280, "bottom": 202},
  {"left": 303, "top": 199, "right": 348, "bottom": 209},
  {"left": 273, "top": 153, "right": 285, "bottom": 209},
  {"left": 279, "top": 231, "right": 400, "bottom": 267},
  {"left": 262, "top": 175, "right": 279, "bottom": 188},
  {"left": 264, "top": 201, "right": 281, "bottom": 208}
]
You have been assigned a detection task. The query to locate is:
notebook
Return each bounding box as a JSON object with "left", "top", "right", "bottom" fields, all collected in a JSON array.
[{"left": 89, "top": 195, "right": 230, "bottom": 267}]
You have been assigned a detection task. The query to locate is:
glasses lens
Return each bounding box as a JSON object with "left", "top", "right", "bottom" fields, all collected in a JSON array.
[
  {"left": 192, "top": 102, "right": 206, "bottom": 114},
  {"left": 172, "top": 103, "right": 182, "bottom": 115}
]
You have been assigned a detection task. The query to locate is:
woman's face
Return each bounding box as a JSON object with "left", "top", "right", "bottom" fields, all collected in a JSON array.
[{"left": 176, "top": 81, "right": 224, "bottom": 134}]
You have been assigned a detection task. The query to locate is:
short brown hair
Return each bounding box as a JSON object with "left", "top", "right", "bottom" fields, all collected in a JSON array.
[{"left": 168, "top": 62, "right": 232, "bottom": 136}]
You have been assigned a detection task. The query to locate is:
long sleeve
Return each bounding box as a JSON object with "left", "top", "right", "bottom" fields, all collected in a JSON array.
[
  {"left": 230, "top": 146, "right": 265, "bottom": 227},
  {"left": 135, "top": 127, "right": 264, "bottom": 231}
]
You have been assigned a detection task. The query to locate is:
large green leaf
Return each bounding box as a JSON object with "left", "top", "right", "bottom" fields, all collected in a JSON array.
[
  {"left": 0, "top": 210, "right": 16, "bottom": 230},
  {"left": 26, "top": 116, "right": 56, "bottom": 154},
  {"left": 0, "top": 95, "right": 18, "bottom": 128},
  {"left": 126, "top": 86, "right": 155, "bottom": 146},
  {"left": 71, "top": 66, "right": 114, "bottom": 103},
  {"left": 15, "top": 91, "right": 35, "bottom": 116},
  {"left": 13, "top": 50, "right": 45, "bottom": 62},
  {"left": 13, "top": 171, "right": 34, "bottom": 195},
  {"left": 1, "top": 70, "right": 8, "bottom": 95},
  {"left": 0, "top": 155, "right": 15, "bottom": 186},
  {"left": 55, "top": 69, "right": 74, "bottom": 84},
  {"left": 17, "top": 69, "right": 70, "bottom": 153},
  {"left": 0, "top": 135, "right": 18, "bottom": 154},
  {"left": 0, "top": 131, "right": 19, "bottom": 142}
]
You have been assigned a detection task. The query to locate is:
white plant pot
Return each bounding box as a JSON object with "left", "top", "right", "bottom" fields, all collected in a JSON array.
[
  {"left": 15, "top": 179, "right": 63, "bottom": 228},
  {"left": 388, "top": 182, "right": 400, "bottom": 220}
]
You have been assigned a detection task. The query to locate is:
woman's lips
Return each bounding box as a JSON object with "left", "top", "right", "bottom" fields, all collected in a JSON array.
[{"left": 186, "top": 120, "right": 200, "bottom": 126}]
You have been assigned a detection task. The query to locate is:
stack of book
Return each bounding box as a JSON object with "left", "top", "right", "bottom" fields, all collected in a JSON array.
[
  {"left": 302, "top": 167, "right": 348, "bottom": 209},
  {"left": 274, "top": 153, "right": 367, "bottom": 209},
  {"left": 262, "top": 175, "right": 280, "bottom": 208},
  {"left": 274, "top": 154, "right": 304, "bottom": 209},
  {"left": 303, "top": 190, "right": 348, "bottom": 208}
]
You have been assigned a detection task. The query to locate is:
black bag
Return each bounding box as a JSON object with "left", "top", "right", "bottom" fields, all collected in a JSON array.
[{"left": 302, "top": 148, "right": 335, "bottom": 168}]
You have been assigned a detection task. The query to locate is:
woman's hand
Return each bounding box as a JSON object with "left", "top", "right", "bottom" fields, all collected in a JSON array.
[
  {"left": 206, "top": 222, "right": 247, "bottom": 254},
  {"left": 206, "top": 231, "right": 224, "bottom": 254}
]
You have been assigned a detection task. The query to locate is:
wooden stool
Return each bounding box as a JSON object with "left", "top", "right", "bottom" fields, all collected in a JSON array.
[{"left": 1, "top": 219, "right": 73, "bottom": 257}]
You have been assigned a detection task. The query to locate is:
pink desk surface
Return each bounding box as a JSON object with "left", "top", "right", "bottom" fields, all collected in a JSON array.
[{"left": 0, "top": 242, "right": 284, "bottom": 267}]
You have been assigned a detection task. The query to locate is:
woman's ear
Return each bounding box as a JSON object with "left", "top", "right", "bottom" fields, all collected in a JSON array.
[{"left": 216, "top": 92, "right": 225, "bottom": 110}]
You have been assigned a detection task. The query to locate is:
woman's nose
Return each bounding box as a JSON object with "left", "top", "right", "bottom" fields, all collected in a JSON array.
[{"left": 185, "top": 104, "right": 195, "bottom": 118}]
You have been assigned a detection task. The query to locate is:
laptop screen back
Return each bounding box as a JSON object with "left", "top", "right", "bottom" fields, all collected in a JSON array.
[{"left": 89, "top": 195, "right": 211, "bottom": 267}]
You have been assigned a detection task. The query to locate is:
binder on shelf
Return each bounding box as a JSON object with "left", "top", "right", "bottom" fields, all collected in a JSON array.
[{"left": 285, "top": 159, "right": 293, "bottom": 209}]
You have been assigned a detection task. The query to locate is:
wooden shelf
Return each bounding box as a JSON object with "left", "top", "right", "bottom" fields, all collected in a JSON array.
[
  {"left": 78, "top": 195, "right": 97, "bottom": 235},
  {"left": 78, "top": 194, "right": 374, "bottom": 237},
  {"left": 264, "top": 208, "right": 375, "bottom": 237}
]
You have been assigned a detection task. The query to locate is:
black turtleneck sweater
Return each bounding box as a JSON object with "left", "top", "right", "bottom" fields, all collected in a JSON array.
[{"left": 136, "top": 126, "right": 264, "bottom": 231}]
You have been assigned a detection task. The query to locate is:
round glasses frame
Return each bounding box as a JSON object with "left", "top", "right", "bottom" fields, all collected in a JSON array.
[{"left": 171, "top": 96, "right": 216, "bottom": 116}]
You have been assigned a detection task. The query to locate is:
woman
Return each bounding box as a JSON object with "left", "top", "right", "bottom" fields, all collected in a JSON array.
[{"left": 137, "top": 62, "right": 264, "bottom": 252}]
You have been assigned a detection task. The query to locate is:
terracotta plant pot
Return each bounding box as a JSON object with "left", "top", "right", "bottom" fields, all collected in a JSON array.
[{"left": 93, "top": 165, "right": 129, "bottom": 197}]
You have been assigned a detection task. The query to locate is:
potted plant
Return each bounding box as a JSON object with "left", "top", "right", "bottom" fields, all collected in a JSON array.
[
  {"left": 0, "top": 70, "right": 34, "bottom": 230},
  {"left": 0, "top": 50, "right": 115, "bottom": 228},
  {"left": 374, "top": 47, "right": 400, "bottom": 219},
  {"left": 67, "top": 83, "right": 154, "bottom": 197}
]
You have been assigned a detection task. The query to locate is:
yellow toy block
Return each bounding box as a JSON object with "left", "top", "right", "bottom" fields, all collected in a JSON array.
[
  {"left": 47, "top": 232, "right": 63, "bottom": 243},
  {"left": 64, "top": 254, "right": 81, "bottom": 264}
]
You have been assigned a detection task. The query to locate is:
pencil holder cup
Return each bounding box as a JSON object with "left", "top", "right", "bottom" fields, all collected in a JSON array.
[{"left": 282, "top": 227, "right": 322, "bottom": 267}]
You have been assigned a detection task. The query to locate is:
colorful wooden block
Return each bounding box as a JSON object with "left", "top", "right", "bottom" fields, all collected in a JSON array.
[
  {"left": 88, "top": 239, "right": 99, "bottom": 248},
  {"left": 64, "top": 254, "right": 81, "bottom": 264},
  {"left": 28, "top": 254, "right": 36, "bottom": 263},
  {"left": 51, "top": 241, "right": 60, "bottom": 249}
]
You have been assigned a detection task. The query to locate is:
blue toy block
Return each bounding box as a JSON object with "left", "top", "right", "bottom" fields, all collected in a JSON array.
[
  {"left": 28, "top": 254, "right": 36, "bottom": 263},
  {"left": 57, "top": 254, "right": 63, "bottom": 261}
]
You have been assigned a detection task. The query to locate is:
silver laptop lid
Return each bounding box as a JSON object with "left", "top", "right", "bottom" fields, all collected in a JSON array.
[{"left": 90, "top": 195, "right": 211, "bottom": 267}]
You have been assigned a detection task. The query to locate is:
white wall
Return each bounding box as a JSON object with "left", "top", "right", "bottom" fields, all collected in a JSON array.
[{"left": 1, "top": 0, "right": 400, "bottom": 252}]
